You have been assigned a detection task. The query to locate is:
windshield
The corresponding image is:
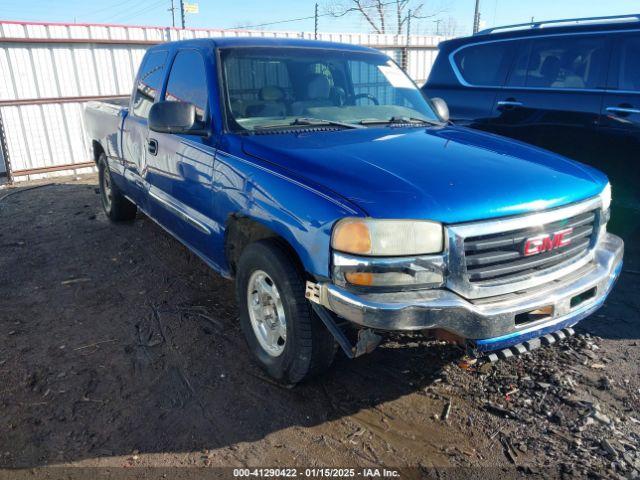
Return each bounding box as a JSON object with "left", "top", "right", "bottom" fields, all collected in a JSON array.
[{"left": 220, "top": 47, "right": 440, "bottom": 131}]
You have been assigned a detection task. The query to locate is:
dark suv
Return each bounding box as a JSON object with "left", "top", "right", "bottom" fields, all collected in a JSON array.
[{"left": 423, "top": 14, "right": 639, "bottom": 234}]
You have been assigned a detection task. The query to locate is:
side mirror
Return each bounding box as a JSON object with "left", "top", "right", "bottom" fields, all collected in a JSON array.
[
  {"left": 149, "top": 101, "right": 202, "bottom": 134},
  {"left": 431, "top": 97, "right": 450, "bottom": 123}
]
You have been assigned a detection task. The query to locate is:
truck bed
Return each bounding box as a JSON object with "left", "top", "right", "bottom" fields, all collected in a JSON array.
[{"left": 84, "top": 98, "right": 129, "bottom": 163}]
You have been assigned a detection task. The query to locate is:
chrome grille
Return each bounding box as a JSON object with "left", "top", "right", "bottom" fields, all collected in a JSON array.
[{"left": 462, "top": 210, "right": 597, "bottom": 285}]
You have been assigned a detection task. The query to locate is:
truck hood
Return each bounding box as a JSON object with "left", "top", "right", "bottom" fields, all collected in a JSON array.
[{"left": 241, "top": 126, "right": 607, "bottom": 224}]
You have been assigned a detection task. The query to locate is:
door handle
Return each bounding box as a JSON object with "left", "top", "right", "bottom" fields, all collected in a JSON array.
[
  {"left": 497, "top": 100, "right": 524, "bottom": 110},
  {"left": 606, "top": 106, "right": 640, "bottom": 116},
  {"left": 147, "top": 138, "right": 158, "bottom": 156}
]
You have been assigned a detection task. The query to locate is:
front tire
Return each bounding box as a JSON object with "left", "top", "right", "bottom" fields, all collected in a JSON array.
[
  {"left": 98, "top": 153, "right": 137, "bottom": 222},
  {"left": 236, "top": 239, "right": 336, "bottom": 384}
]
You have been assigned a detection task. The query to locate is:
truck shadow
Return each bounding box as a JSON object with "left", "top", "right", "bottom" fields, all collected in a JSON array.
[
  {"left": 580, "top": 206, "right": 640, "bottom": 340},
  {"left": 0, "top": 180, "right": 637, "bottom": 468}
]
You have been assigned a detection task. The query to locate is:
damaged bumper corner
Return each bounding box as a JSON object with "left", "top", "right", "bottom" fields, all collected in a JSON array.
[{"left": 308, "top": 233, "right": 623, "bottom": 352}]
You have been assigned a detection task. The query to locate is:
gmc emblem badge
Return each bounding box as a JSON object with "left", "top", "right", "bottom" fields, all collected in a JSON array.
[{"left": 523, "top": 228, "right": 573, "bottom": 257}]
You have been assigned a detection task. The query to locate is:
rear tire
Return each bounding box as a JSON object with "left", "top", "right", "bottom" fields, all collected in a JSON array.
[
  {"left": 236, "top": 239, "right": 336, "bottom": 384},
  {"left": 98, "top": 153, "right": 137, "bottom": 222}
]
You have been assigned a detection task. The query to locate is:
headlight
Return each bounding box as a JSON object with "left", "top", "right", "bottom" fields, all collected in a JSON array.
[
  {"left": 601, "top": 182, "right": 612, "bottom": 211},
  {"left": 343, "top": 269, "right": 444, "bottom": 288},
  {"left": 332, "top": 218, "right": 444, "bottom": 256},
  {"left": 333, "top": 251, "right": 446, "bottom": 289}
]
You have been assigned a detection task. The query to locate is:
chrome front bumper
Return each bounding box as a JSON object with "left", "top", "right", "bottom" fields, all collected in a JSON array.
[{"left": 312, "top": 233, "right": 623, "bottom": 349}]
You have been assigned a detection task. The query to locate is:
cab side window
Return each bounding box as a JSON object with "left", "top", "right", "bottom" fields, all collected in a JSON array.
[
  {"left": 132, "top": 50, "right": 168, "bottom": 119},
  {"left": 619, "top": 36, "right": 640, "bottom": 92},
  {"left": 524, "top": 36, "right": 608, "bottom": 90},
  {"left": 164, "top": 50, "right": 209, "bottom": 123}
]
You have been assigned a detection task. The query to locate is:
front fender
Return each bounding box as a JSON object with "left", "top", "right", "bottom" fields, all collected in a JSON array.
[{"left": 214, "top": 148, "right": 365, "bottom": 279}]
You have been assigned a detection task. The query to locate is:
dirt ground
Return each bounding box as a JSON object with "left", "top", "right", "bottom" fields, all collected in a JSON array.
[{"left": 0, "top": 175, "right": 638, "bottom": 479}]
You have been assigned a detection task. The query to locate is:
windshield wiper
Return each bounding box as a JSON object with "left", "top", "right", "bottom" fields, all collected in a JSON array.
[
  {"left": 254, "top": 117, "right": 364, "bottom": 131},
  {"left": 292, "top": 117, "right": 364, "bottom": 129},
  {"left": 359, "top": 116, "right": 442, "bottom": 126}
]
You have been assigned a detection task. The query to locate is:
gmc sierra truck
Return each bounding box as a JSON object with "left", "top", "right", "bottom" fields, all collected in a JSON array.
[{"left": 84, "top": 37, "right": 623, "bottom": 384}]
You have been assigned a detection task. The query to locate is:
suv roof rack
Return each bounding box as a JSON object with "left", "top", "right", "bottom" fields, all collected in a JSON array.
[{"left": 476, "top": 13, "right": 640, "bottom": 35}]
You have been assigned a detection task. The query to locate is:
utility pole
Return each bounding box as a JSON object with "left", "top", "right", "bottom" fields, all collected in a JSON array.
[
  {"left": 402, "top": 9, "right": 411, "bottom": 71},
  {"left": 314, "top": 3, "right": 319, "bottom": 40},
  {"left": 435, "top": 18, "right": 442, "bottom": 35},
  {"left": 169, "top": 0, "right": 176, "bottom": 27},
  {"left": 473, "top": 0, "right": 481, "bottom": 34},
  {"left": 180, "top": 0, "right": 186, "bottom": 28}
]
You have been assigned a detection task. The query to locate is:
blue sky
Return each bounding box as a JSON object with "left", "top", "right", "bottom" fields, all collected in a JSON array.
[{"left": 0, "top": 0, "right": 638, "bottom": 35}]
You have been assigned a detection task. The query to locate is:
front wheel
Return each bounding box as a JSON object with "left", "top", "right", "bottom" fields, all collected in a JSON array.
[
  {"left": 98, "top": 153, "right": 137, "bottom": 222},
  {"left": 236, "top": 239, "right": 336, "bottom": 384}
]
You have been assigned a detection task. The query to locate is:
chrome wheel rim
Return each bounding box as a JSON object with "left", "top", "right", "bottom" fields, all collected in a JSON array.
[
  {"left": 101, "top": 165, "right": 113, "bottom": 212},
  {"left": 247, "top": 270, "right": 287, "bottom": 357}
]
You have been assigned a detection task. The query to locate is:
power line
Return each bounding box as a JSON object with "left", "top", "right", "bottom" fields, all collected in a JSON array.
[
  {"left": 228, "top": 14, "right": 318, "bottom": 30},
  {"left": 39, "top": 0, "right": 444, "bottom": 33},
  {"left": 100, "top": 0, "right": 168, "bottom": 24},
  {"left": 77, "top": 0, "right": 141, "bottom": 19},
  {"left": 226, "top": 0, "right": 413, "bottom": 31}
]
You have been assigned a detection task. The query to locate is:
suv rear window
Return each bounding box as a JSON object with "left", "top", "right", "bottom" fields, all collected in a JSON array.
[
  {"left": 524, "top": 36, "right": 608, "bottom": 89},
  {"left": 453, "top": 43, "right": 514, "bottom": 87}
]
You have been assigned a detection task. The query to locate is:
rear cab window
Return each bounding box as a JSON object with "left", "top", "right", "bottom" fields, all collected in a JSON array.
[
  {"left": 349, "top": 60, "right": 416, "bottom": 107},
  {"left": 131, "top": 50, "right": 168, "bottom": 119},
  {"left": 223, "top": 54, "right": 293, "bottom": 120}
]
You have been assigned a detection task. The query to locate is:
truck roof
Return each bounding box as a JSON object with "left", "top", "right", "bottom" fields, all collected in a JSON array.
[{"left": 147, "top": 36, "right": 381, "bottom": 54}]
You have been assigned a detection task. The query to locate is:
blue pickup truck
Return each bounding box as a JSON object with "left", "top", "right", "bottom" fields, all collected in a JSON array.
[{"left": 84, "top": 37, "right": 623, "bottom": 383}]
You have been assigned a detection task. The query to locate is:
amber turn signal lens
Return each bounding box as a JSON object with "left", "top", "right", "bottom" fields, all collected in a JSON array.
[
  {"left": 332, "top": 220, "right": 372, "bottom": 255},
  {"left": 345, "top": 272, "right": 374, "bottom": 286}
]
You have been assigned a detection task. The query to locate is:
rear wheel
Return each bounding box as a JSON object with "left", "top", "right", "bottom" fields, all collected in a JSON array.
[
  {"left": 236, "top": 239, "right": 336, "bottom": 384},
  {"left": 98, "top": 153, "right": 137, "bottom": 222}
]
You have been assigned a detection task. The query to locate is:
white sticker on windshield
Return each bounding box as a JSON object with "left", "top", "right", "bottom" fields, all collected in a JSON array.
[{"left": 377, "top": 63, "right": 416, "bottom": 89}]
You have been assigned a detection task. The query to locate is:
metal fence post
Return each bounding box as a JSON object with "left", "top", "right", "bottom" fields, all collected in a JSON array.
[
  {"left": 0, "top": 111, "right": 12, "bottom": 184},
  {"left": 402, "top": 10, "right": 411, "bottom": 72}
]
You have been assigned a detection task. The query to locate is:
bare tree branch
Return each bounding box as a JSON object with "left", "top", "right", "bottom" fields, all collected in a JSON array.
[
  {"left": 375, "top": 0, "right": 386, "bottom": 33},
  {"left": 439, "top": 16, "right": 459, "bottom": 36},
  {"left": 325, "top": 0, "right": 448, "bottom": 36},
  {"left": 326, "top": 0, "right": 384, "bottom": 34}
]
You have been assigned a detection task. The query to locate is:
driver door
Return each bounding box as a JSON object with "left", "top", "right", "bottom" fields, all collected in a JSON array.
[
  {"left": 147, "top": 48, "right": 219, "bottom": 259},
  {"left": 122, "top": 49, "right": 168, "bottom": 208}
]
